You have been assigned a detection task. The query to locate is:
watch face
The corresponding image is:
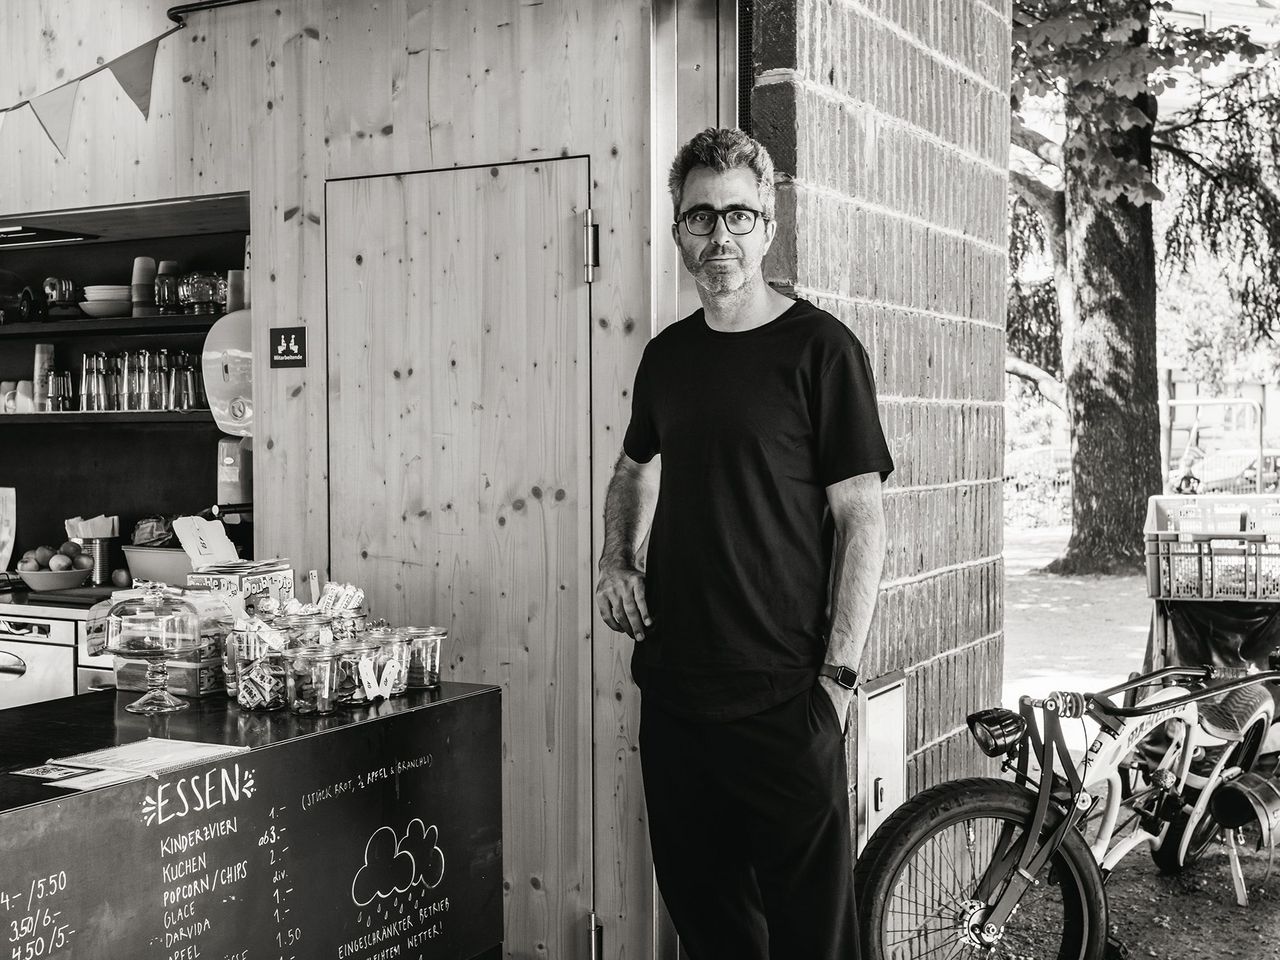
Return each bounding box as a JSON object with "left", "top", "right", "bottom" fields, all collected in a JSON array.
[{"left": 834, "top": 666, "right": 857, "bottom": 688}]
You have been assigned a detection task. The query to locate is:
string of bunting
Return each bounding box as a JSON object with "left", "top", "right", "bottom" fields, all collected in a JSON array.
[{"left": 0, "top": 24, "right": 185, "bottom": 158}]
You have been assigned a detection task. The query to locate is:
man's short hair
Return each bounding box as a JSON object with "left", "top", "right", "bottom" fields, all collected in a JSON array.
[{"left": 668, "top": 127, "right": 776, "bottom": 222}]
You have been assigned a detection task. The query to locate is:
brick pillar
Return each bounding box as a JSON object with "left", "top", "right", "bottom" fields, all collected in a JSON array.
[{"left": 753, "top": 0, "right": 1012, "bottom": 794}]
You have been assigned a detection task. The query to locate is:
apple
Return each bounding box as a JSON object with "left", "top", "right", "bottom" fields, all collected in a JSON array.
[
  {"left": 34, "top": 546, "right": 56, "bottom": 567},
  {"left": 17, "top": 559, "right": 38, "bottom": 572},
  {"left": 111, "top": 568, "right": 131, "bottom": 588},
  {"left": 72, "top": 554, "right": 93, "bottom": 571},
  {"left": 48, "top": 554, "right": 73, "bottom": 572},
  {"left": 59, "top": 540, "right": 82, "bottom": 558},
  {"left": 20, "top": 549, "right": 36, "bottom": 562}
]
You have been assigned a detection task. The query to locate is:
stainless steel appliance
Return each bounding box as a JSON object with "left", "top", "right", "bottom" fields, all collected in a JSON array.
[
  {"left": 0, "top": 612, "right": 76, "bottom": 708},
  {"left": 0, "top": 589, "right": 113, "bottom": 708}
]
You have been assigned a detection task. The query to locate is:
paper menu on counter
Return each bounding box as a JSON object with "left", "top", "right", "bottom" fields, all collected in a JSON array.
[
  {"left": 53, "top": 768, "right": 148, "bottom": 791},
  {"left": 52, "top": 738, "right": 249, "bottom": 779},
  {"left": 0, "top": 487, "right": 13, "bottom": 572}
]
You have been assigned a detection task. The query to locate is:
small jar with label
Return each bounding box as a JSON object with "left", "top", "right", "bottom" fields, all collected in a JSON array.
[
  {"left": 236, "top": 619, "right": 289, "bottom": 711},
  {"left": 373, "top": 629, "right": 410, "bottom": 698},
  {"left": 282, "top": 644, "right": 341, "bottom": 715},
  {"left": 278, "top": 612, "right": 335, "bottom": 647},
  {"left": 335, "top": 638, "right": 382, "bottom": 706},
  {"left": 398, "top": 626, "right": 447, "bottom": 689}
]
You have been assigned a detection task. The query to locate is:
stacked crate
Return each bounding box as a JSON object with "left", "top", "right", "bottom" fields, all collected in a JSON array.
[{"left": 1146, "top": 495, "right": 1280, "bottom": 600}]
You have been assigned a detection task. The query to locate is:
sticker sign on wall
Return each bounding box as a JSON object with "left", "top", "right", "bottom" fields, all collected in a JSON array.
[{"left": 270, "top": 326, "right": 307, "bottom": 368}]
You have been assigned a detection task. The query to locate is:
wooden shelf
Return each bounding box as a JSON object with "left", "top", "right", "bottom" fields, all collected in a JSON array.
[
  {"left": 0, "top": 193, "right": 250, "bottom": 247},
  {"left": 0, "top": 411, "right": 215, "bottom": 424},
  {"left": 0, "top": 315, "right": 219, "bottom": 339}
]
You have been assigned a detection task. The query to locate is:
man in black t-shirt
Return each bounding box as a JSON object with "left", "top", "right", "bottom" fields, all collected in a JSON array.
[{"left": 595, "top": 128, "right": 893, "bottom": 960}]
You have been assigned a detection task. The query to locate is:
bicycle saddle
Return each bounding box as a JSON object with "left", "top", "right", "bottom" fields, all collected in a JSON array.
[{"left": 1198, "top": 684, "right": 1273, "bottom": 742}]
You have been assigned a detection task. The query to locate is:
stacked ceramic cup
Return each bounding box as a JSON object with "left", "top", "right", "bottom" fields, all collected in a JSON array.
[{"left": 132, "top": 257, "right": 158, "bottom": 317}]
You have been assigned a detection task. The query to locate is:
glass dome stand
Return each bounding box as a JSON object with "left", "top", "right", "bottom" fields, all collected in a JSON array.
[{"left": 125, "top": 651, "right": 190, "bottom": 715}]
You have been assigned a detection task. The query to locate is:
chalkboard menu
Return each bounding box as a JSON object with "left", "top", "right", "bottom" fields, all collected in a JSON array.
[{"left": 0, "top": 689, "right": 502, "bottom": 960}]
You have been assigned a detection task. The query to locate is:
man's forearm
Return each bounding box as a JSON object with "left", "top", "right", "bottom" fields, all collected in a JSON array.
[
  {"left": 599, "top": 466, "right": 659, "bottom": 572},
  {"left": 826, "top": 519, "right": 887, "bottom": 670}
]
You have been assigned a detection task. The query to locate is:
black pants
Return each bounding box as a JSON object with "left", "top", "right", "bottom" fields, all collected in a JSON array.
[{"left": 639, "top": 685, "right": 859, "bottom": 960}]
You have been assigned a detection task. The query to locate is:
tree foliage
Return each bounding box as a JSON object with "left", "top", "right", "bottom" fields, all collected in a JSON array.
[
  {"left": 1159, "top": 59, "right": 1280, "bottom": 332},
  {"left": 1010, "top": 1, "right": 1280, "bottom": 354},
  {"left": 1012, "top": 0, "right": 1263, "bottom": 202}
]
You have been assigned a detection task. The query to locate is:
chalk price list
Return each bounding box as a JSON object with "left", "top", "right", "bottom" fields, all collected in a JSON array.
[
  {"left": 1, "top": 873, "right": 75, "bottom": 959},
  {"left": 260, "top": 806, "right": 301, "bottom": 959}
]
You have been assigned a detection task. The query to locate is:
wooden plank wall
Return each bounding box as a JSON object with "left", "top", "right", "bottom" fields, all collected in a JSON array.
[{"left": 0, "top": 2, "right": 655, "bottom": 957}]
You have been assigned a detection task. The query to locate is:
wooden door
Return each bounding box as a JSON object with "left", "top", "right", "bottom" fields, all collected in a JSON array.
[{"left": 326, "top": 159, "right": 592, "bottom": 956}]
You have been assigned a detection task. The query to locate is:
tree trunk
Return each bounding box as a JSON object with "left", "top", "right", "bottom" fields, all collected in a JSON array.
[{"left": 1051, "top": 95, "right": 1162, "bottom": 574}]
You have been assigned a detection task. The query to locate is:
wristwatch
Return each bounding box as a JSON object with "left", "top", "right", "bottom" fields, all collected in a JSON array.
[{"left": 819, "top": 664, "right": 858, "bottom": 689}]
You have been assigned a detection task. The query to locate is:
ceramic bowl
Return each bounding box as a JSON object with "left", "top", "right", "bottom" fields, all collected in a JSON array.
[
  {"left": 79, "top": 300, "right": 133, "bottom": 318},
  {"left": 83, "top": 286, "right": 132, "bottom": 300},
  {"left": 18, "top": 568, "right": 91, "bottom": 591}
]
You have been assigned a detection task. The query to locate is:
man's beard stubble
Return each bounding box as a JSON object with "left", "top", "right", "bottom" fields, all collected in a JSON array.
[{"left": 680, "top": 244, "right": 757, "bottom": 296}]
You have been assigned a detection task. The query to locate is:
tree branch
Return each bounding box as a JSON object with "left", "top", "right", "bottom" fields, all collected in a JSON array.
[
  {"left": 1151, "top": 138, "right": 1223, "bottom": 182},
  {"left": 1006, "top": 355, "right": 1066, "bottom": 410},
  {"left": 1009, "top": 169, "right": 1065, "bottom": 236},
  {"left": 1011, "top": 116, "right": 1064, "bottom": 169}
]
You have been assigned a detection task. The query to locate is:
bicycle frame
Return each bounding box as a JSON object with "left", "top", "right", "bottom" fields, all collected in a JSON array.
[{"left": 976, "top": 666, "right": 1280, "bottom": 936}]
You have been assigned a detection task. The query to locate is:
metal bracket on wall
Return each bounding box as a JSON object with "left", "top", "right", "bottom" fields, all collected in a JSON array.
[
  {"left": 583, "top": 209, "right": 599, "bottom": 284},
  {"left": 588, "top": 910, "right": 603, "bottom": 960}
]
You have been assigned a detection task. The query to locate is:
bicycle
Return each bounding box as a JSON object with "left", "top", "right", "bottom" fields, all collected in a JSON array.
[{"left": 854, "top": 658, "right": 1280, "bottom": 959}]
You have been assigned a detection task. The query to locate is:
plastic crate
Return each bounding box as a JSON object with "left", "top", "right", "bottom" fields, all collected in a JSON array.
[
  {"left": 1154, "top": 538, "right": 1254, "bottom": 599},
  {"left": 1209, "top": 541, "right": 1250, "bottom": 598},
  {"left": 1251, "top": 542, "right": 1280, "bottom": 599},
  {"left": 1146, "top": 495, "right": 1280, "bottom": 599}
]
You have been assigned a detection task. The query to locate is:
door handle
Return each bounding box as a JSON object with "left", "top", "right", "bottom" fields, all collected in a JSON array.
[{"left": 0, "top": 650, "right": 28, "bottom": 679}]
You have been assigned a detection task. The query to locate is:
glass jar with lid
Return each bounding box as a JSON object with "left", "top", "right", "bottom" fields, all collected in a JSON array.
[
  {"left": 278, "top": 612, "right": 335, "bottom": 647},
  {"left": 281, "top": 645, "right": 341, "bottom": 715},
  {"left": 370, "top": 628, "right": 409, "bottom": 698},
  {"left": 398, "top": 626, "right": 448, "bottom": 689},
  {"left": 331, "top": 607, "right": 367, "bottom": 645},
  {"left": 181, "top": 586, "right": 236, "bottom": 662},
  {"left": 235, "top": 618, "right": 290, "bottom": 711},
  {"left": 335, "top": 637, "right": 382, "bottom": 706},
  {"left": 105, "top": 582, "right": 199, "bottom": 714}
]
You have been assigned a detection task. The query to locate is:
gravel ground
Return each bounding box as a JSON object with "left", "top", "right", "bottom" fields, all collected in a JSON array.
[
  {"left": 1003, "top": 526, "right": 1280, "bottom": 959},
  {"left": 1105, "top": 837, "right": 1280, "bottom": 960}
]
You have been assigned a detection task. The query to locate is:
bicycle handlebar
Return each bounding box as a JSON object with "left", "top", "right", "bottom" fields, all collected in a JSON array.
[{"left": 1024, "top": 666, "right": 1280, "bottom": 719}]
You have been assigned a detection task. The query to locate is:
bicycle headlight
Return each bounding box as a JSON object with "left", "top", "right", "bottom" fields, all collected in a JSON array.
[{"left": 967, "top": 708, "right": 1029, "bottom": 758}]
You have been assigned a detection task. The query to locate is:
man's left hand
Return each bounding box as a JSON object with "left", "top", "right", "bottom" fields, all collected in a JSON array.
[{"left": 818, "top": 675, "right": 855, "bottom": 735}]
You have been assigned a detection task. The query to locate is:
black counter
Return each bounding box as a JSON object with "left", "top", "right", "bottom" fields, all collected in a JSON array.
[
  {"left": 0, "top": 684, "right": 503, "bottom": 959},
  {"left": 0, "top": 683, "right": 488, "bottom": 812}
]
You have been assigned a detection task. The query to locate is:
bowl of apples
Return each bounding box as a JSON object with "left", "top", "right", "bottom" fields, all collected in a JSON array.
[{"left": 16, "top": 541, "right": 93, "bottom": 591}]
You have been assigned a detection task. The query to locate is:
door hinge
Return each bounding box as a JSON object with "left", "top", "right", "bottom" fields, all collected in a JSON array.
[
  {"left": 583, "top": 209, "right": 599, "bottom": 283},
  {"left": 588, "top": 910, "right": 603, "bottom": 960}
]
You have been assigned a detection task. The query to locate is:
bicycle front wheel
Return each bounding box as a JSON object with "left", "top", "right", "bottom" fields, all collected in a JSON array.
[{"left": 856, "top": 777, "right": 1107, "bottom": 960}]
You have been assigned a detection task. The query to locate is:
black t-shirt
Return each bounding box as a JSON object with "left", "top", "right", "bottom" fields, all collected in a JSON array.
[{"left": 623, "top": 298, "right": 894, "bottom": 721}]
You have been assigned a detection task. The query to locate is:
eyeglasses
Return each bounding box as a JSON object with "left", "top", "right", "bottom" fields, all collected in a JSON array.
[{"left": 675, "top": 208, "right": 767, "bottom": 236}]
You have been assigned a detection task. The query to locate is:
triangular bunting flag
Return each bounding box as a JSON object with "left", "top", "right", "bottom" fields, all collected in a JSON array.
[
  {"left": 29, "top": 81, "right": 80, "bottom": 158},
  {"left": 108, "top": 37, "right": 161, "bottom": 120}
]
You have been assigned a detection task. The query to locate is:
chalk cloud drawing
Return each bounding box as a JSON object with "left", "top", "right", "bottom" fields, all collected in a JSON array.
[{"left": 351, "top": 819, "right": 445, "bottom": 908}]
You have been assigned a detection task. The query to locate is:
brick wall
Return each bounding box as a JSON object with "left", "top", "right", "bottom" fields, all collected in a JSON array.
[{"left": 753, "top": 0, "right": 1012, "bottom": 793}]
